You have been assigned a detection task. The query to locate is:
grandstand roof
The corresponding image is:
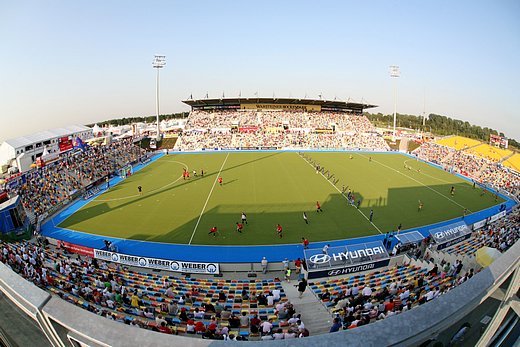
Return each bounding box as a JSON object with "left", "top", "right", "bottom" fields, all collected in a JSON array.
[
  {"left": 3, "top": 125, "right": 91, "bottom": 149},
  {"left": 182, "top": 97, "right": 377, "bottom": 113}
]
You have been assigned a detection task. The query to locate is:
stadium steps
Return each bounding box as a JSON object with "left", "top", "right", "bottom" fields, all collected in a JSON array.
[
  {"left": 430, "top": 248, "right": 481, "bottom": 272},
  {"left": 440, "top": 151, "right": 455, "bottom": 164},
  {"left": 279, "top": 280, "right": 332, "bottom": 334},
  {"left": 476, "top": 161, "right": 489, "bottom": 177},
  {"left": 231, "top": 134, "right": 238, "bottom": 147},
  {"left": 499, "top": 151, "right": 516, "bottom": 164},
  {"left": 403, "top": 254, "right": 434, "bottom": 271},
  {"left": 459, "top": 143, "right": 482, "bottom": 152}
]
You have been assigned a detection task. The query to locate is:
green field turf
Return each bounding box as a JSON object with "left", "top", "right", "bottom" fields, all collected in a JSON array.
[{"left": 58, "top": 152, "right": 503, "bottom": 245}]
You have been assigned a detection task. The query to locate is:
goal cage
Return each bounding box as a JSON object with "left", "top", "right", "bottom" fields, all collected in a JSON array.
[{"left": 118, "top": 164, "right": 133, "bottom": 178}]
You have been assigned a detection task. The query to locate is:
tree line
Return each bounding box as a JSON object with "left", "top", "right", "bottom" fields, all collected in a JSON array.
[
  {"left": 87, "top": 112, "right": 189, "bottom": 127},
  {"left": 365, "top": 112, "right": 519, "bottom": 150}
]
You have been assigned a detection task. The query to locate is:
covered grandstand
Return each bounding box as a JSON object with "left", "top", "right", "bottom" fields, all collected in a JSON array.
[{"left": 182, "top": 97, "right": 377, "bottom": 114}]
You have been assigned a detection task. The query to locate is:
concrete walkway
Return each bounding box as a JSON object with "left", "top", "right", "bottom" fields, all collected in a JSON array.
[{"left": 280, "top": 277, "right": 333, "bottom": 335}]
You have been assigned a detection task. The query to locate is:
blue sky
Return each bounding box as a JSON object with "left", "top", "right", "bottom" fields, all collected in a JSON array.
[{"left": 1, "top": 0, "right": 519, "bottom": 142}]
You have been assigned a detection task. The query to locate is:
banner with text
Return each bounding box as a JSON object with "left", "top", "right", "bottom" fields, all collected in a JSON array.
[
  {"left": 240, "top": 103, "right": 321, "bottom": 112},
  {"left": 57, "top": 241, "right": 94, "bottom": 257},
  {"left": 304, "top": 241, "right": 389, "bottom": 276},
  {"left": 307, "top": 259, "right": 391, "bottom": 279},
  {"left": 430, "top": 221, "right": 471, "bottom": 250},
  {"left": 93, "top": 250, "right": 220, "bottom": 275}
]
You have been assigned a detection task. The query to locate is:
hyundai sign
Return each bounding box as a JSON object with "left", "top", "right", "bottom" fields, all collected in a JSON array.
[
  {"left": 429, "top": 221, "right": 471, "bottom": 250},
  {"left": 304, "top": 241, "right": 390, "bottom": 278}
]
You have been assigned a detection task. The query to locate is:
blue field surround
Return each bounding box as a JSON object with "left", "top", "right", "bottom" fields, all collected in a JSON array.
[{"left": 41, "top": 150, "right": 518, "bottom": 263}]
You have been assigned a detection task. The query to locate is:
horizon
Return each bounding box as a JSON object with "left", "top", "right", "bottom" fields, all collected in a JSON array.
[{"left": 1, "top": 1, "right": 519, "bottom": 142}]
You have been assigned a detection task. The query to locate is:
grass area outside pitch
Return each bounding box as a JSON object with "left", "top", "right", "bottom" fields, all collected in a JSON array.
[{"left": 58, "top": 152, "right": 503, "bottom": 245}]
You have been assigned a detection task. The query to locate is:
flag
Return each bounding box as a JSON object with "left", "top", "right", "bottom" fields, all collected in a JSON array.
[{"left": 74, "top": 137, "right": 88, "bottom": 151}]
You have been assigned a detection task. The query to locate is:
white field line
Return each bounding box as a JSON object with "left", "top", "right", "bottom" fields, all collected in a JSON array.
[
  {"left": 96, "top": 160, "right": 188, "bottom": 202},
  {"left": 297, "top": 153, "right": 383, "bottom": 234},
  {"left": 403, "top": 158, "right": 454, "bottom": 185},
  {"left": 360, "top": 154, "right": 471, "bottom": 212},
  {"left": 188, "top": 152, "right": 230, "bottom": 244}
]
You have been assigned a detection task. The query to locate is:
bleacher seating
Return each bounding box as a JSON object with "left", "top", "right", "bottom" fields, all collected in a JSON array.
[
  {"left": 1, "top": 241, "right": 294, "bottom": 339},
  {"left": 503, "top": 153, "right": 520, "bottom": 172},
  {"left": 309, "top": 263, "right": 460, "bottom": 330},
  {"left": 464, "top": 144, "right": 512, "bottom": 163},
  {"left": 176, "top": 110, "right": 390, "bottom": 151},
  {"left": 435, "top": 136, "right": 481, "bottom": 151}
]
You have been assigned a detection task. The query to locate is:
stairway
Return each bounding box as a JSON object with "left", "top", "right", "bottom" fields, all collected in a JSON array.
[
  {"left": 476, "top": 161, "right": 489, "bottom": 178},
  {"left": 403, "top": 254, "right": 434, "bottom": 270},
  {"left": 440, "top": 151, "right": 455, "bottom": 164},
  {"left": 280, "top": 280, "right": 332, "bottom": 335},
  {"left": 499, "top": 151, "right": 515, "bottom": 164}
]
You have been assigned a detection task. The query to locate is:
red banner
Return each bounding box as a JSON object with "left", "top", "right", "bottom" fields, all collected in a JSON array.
[
  {"left": 0, "top": 191, "right": 8, "bottom": 204},
  {"left": 59, "top": 136, "right": 74, "bottom": 152},
  {"left": 57, "top": 241, "right": 94, "bottom": 257},
  {"left": 239, "top": 126, "right": 258, "bottom": 133}
]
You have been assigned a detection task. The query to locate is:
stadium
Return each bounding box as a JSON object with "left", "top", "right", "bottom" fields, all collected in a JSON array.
[{"left": 0, "top": 95, "right": 519, "bottom": 347}]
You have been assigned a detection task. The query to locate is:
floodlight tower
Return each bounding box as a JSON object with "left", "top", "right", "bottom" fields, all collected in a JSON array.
[
  {"left": 153, "top": 55, "right": 166, "bottom": 140},
  {"left": 389, "top": 65, "right": 400, "bottom": 141}
]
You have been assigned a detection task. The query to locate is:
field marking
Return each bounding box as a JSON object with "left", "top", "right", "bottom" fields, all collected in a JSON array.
[
  {"left": 189, "top": 152, "right": 230, "bottom": 245},
  {"left": 403, "top": 158, "right": 456, "bottom": 185},
  {"left": 95, "top": 160, "right": 188, "bottom": 202},
  {"left": 297, "top": 153, "right": 383, "bottom": 234},
  {"left": 359, "top": 154, "right": 471, "bottom": 212}
]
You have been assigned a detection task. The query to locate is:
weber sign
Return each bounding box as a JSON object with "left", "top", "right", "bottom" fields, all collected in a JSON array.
[{"left": 94, "top": 250, "right": 219, "bottom": 275}]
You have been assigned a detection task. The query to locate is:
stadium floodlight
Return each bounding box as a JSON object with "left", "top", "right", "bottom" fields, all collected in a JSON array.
[
  {"left": 389, "top": 65, "right": 400, "bottom": 141},
  {"left": 152, "top": 55, "right": 166, "bottom": 140}
]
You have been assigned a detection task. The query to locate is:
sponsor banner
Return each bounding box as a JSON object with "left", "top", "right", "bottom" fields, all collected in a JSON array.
[
  {"left": 472, "top": 219, "right": 487, "bottom": 230},
  {"left": 315, "top": 128, "right": 334, "bottom": 134},
  {"left": 436, "top": 233, "right": 472, "bottom": 251},
  {"left": 93, "top": 249, "right": 220, "bottom": 275},
  {"left": 238, "top": 126, "right": 258, "bottom": 133},
  {"left": 260, "top": 146, "right": 278, "bottom": 150},
  {"left": 59, "top": 136, "right": 74, "bottom": 152},
  {"left": 57, "top": 241, "right": 94, "bottom": 257},
  {"left": 240, "top": 103, "right": 321, "bottom": 112},
  {"left": 307, "top": 259, "right": 390, "bottom": 279},
  {"left": 489, "top": 210, "right": 506, "bottom": 223},
  {"left": 240, "top": 146, "right": 259, "bottom": 150},
  {"left": 430, "top": 221, "right": 470, "bottom": 244},
  {"left": 304, "top": 241, "right": 389, "bottom": 271}
]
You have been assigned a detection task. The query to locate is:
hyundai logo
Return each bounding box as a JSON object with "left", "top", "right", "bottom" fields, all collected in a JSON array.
[
  {"left": 328, "top": 269, "right": 342, "bottom": 276},
  {"left": 435, "top": 232, "right": 445, "bottom": 239},
  {"left": 111, "top": 253, "right": 119, "bottom": 262},
  {"left": 309, "top": 254, "right": 331, "bottom": 264}
]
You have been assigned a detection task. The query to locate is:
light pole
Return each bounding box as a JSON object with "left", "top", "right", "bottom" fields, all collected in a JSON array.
[
  {"left": 389, "top": 65, "right": 400, "bottom": 141},
  {"left": 153, "top": 55, "right": 166, "bottom": 140}
]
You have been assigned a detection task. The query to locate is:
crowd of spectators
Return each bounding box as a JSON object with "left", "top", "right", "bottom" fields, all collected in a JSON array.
[
  {"left": 475, "top": 209, "right": 520, "bottom": 253},
  {"left": 0, "top": 241, "right": 308, "bottom": 341},
  {"left": 320, "top": 204, "right": 519, "bottom": 333},
  {"left": 5, "top": 139, "right": 144, "bottom": 218},
  {"left": 322, "top": 263, "right": 466, "bottom": 332},
  {"left": 414, "top": 141, "right": 520, "bottom": 200},
  {"left": 176, "top": 110, "right": 390, "bottom": 151}
]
